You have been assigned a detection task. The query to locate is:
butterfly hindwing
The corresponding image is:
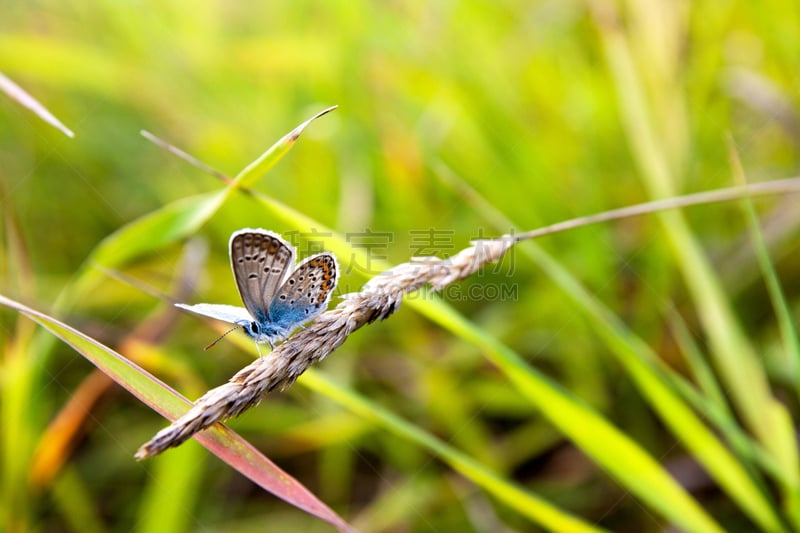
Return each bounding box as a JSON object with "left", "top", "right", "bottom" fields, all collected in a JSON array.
[{"left": 268, "top": 252, "right": 338, "bottom": 330}]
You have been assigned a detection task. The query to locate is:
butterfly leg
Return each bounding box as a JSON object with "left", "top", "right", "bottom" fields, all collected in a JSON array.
[{"left": 254, "top": 341, "right": 263, "bottom": 358}]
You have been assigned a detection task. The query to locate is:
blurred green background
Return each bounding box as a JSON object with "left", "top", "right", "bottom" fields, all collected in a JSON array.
[{"left": 2, "top": 1, "right": 800, "bottom": 531}]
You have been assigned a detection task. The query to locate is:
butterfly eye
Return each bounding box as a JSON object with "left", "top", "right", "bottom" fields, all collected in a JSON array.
[{"left": 249, "top": 322, "right": 260, "bottom": 335}]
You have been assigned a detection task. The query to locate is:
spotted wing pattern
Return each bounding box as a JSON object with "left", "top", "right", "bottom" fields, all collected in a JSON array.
[
  {"left": 268, "top": 252, "right": 338, "bottom": 329},
  {"left": 229, "top": 229, "right": 295, "bottom": 322}
]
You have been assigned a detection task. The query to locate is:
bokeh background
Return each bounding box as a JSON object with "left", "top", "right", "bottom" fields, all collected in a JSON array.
[{"left": 2, "top": 1, "right": 800, "bottom": 531}]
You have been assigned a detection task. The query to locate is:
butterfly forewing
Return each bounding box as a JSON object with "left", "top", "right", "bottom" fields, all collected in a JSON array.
[
  {"left": 268, "top": 253, "right": 338, "bottom": 329},
  {"left": 229, "top": 230, "right": 295, "bottom": 321}
]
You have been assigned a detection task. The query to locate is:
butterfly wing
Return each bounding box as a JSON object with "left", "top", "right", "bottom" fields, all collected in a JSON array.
[
  {"left": 268, "top": 252, "right": 338, "bottom": 330},
  {"left": 175, "top": 303, "right": 253, "bottom": 325},
  {"left": 229, "top": 229, "right": 296, "bottom": 322}
]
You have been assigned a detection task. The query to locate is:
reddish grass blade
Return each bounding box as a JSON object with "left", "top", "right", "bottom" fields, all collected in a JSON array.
[{"left": 0, "top": 293, "right": 355, "bottom": 533}]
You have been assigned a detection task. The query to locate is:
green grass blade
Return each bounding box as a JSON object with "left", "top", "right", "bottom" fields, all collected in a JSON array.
[
  {"left": 0, "top": 294, "right": 355, "bottom": 533},
  {"left": 51, "top": 467, "right": 107, "bottom": 533},
  {"left": 665, "top": 308, "right": 731, "bottom": 419},
  {"left": 734, "top": 170, "right": 800, "bottom": 524},
  {"left": 136, "top": 442, "right": 207, "bottom": 533},
  {"left": 665, "top": 372, "right": 782, "bottom": 482},
  {"left": 232, "top": 106, "right": 337, "bottom": 189},
  {"left": 1, "top": 327, "right": 37, "bottom": 532},
  {"left": 739, "top": 191, "right": 800, "bottom": 404}
]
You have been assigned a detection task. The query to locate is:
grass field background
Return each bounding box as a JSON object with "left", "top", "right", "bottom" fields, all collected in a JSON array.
[{"left": 2, "top": 2, "right": 800, "bottom": 531}]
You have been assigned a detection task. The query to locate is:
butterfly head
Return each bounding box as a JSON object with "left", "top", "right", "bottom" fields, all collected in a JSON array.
[{"left": 241, "top": 319, "right": 291, "bottom": 348}]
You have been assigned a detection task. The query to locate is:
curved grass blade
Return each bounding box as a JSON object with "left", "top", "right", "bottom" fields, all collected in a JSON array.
[
  {"left": 233, "top": 105, "right": 337, "bottom": 189},
  {"left": 729, "top": 144, "right": 800, "bottom": 527},
  {"left": 0, "top": 294, "right": 355, "bottom": 533},
  {"left": 729, "top": 144, "right": 800, "bottom": 406}
]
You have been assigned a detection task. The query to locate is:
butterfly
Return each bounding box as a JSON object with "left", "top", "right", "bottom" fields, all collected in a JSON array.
[{"left": 176, "top": 229, "right": 338, "bottom": 354}]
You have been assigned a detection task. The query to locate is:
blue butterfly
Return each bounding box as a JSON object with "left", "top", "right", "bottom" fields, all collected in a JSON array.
[{"left": 177, "top": 229, "right": 338, "bottom": 353}]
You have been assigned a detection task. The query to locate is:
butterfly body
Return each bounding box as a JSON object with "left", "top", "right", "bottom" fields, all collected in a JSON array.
[{"left": 176, "top": 229, "right": 338, "bottom": 351}]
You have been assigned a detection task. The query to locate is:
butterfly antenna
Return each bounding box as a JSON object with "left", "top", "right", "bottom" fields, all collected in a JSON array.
[{"left": 204, "top": 325, "right": 242, "bottom": 351}]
